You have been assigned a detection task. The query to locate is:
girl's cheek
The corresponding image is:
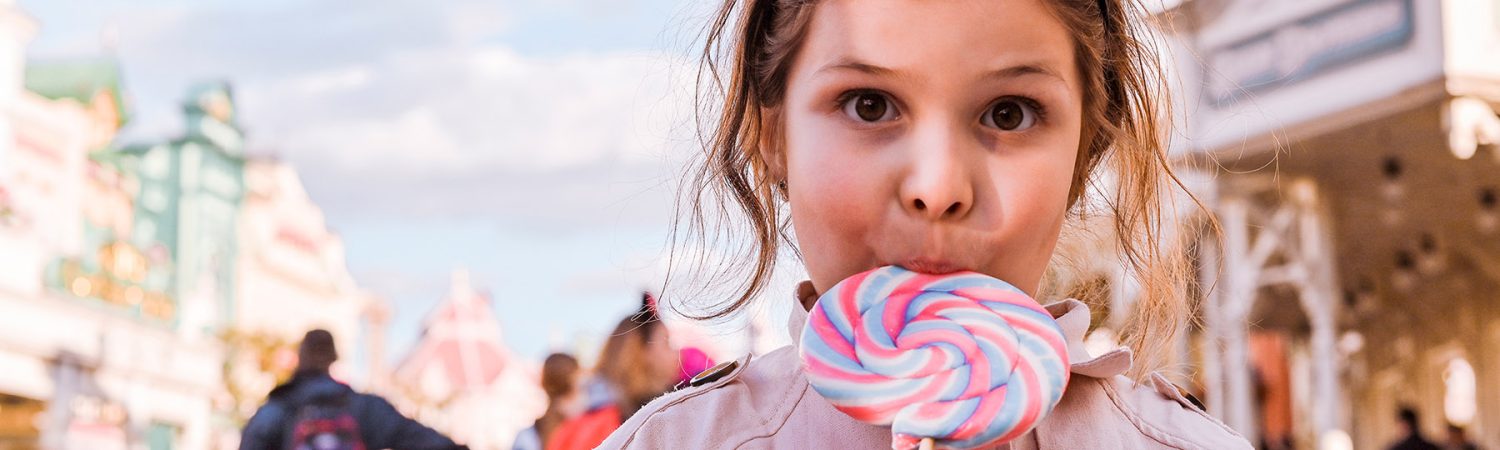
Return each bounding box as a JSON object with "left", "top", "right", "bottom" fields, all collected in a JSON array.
[{"left": 789, "top": 131, "right": 878, "bottom": 228}]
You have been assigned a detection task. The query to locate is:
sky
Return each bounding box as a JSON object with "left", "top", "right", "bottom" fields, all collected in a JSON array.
[{"left": 18, "top": 0, "right": 801, "bottom": 365}]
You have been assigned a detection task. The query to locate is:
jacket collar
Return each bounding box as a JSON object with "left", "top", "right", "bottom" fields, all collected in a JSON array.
[{"left": 788, "top": 280, "right": 1131, "bottom": 379}]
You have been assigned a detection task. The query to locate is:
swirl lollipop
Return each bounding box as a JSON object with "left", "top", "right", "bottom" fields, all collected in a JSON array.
[{"left": 799, "top": 266, "right": 1070, "bottom": 449}]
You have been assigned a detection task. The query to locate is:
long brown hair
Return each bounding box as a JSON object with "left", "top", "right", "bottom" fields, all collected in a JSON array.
[
  {"left": 594, "top": 313, "right": 673, "bottom": 418},
  {"left": 673, "top": 0, "right": 1210, "bottom": 380}
]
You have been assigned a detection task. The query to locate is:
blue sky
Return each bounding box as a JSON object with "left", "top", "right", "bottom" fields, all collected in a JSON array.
[{"left": 18, "top": 0, "right": 800, "bottom": 365}]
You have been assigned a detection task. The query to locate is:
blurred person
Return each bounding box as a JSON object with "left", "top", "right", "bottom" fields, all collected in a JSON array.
[
  {"left": 1388, "top": 406, "right": 1441, "bottom": 450},
  {"left": 547, "top": 293, "right": 679, "bottom": 450},
  {"left": 1445, "top": 424, "right": 1480, "bottom": 450},
  {"left": 240, "top": 329, "right": 462, "bottom": 450},
  {"left": 511, "top": 353, "right": 583, "bottom": 450}
]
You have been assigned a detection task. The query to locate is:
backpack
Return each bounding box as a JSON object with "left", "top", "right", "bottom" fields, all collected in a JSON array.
[{"left": 287, "top": 393, "right": 366, "bottom": 450}]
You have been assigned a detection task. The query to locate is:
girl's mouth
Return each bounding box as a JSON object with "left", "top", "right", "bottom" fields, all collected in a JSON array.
[{"left": 897, "top": 258, "right": 966, "bottom": 275}]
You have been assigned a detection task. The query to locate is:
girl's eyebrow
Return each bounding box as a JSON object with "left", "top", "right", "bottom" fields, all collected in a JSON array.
[
  {"left": 814, "top": 57, "right": 1066, "bottom": 86},
  {"left": 814, "top": 58, "right": 900, "bottom": 78},
  {"left": 982, "top": 63, "right": 1065, "bottom": 84}
]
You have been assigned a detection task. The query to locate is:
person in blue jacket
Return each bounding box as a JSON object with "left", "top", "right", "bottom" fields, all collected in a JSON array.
[{"left": 239, "top": 329, "right": 462, "bottom": 450}]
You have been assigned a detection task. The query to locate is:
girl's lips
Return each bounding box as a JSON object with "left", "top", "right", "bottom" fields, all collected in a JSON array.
[{"left": 898, "top": 259, "right": 965, "bottom": 275}]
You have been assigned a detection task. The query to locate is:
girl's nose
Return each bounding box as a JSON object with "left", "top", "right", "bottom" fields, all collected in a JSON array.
[{"left": 898, "top": 122, "right": 975, "bottom": 221}]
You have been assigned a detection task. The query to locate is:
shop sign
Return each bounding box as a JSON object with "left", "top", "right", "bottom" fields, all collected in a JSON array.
[
  {"left": 64, "top": 396, "right": 128, "bottom": 450},
  {"left": 49, "top": 241, "right": 176, "bottom": 322},
  {"left": 64, "top": 423, "right": 127, "bottom": 450},
  {"left": 1207, "top": 0, "right": 1414, "bottom": 106}
]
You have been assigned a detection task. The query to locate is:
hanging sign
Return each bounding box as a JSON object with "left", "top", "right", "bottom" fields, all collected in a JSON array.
[{"left": 1207, "top": 0, "right": 1414, "bottom": 106}]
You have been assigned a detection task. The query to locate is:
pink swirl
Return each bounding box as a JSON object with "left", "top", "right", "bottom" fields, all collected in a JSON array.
[{"left": 799, "top": 266, "right": 1070, "bottom": 449}]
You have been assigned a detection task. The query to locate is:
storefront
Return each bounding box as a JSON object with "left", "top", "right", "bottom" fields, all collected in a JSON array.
[{"left": 1155, "top": 0, "right": 1500, "bottom": 448}]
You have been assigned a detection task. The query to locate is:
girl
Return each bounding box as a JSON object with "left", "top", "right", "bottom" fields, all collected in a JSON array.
[
  {"left": 511, "top": 353, "right": 581, "bottom": 450},
  {"left": 605, "top": 0, "right": 1251, "bottom": 448}
]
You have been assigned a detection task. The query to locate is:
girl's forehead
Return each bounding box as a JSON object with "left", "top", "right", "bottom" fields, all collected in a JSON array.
[{"left": 796, "top": 0, "right": 1077, "bottom": 84}]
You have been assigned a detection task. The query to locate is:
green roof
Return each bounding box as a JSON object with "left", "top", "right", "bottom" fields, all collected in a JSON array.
[{"left": 23, "top": 58, "right": 130, "bottom": 126}]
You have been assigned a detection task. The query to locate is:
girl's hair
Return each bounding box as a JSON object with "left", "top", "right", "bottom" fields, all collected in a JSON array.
[
  {"left": 595, "top": 300, "right": 673, "bottom": 417},
  {"left": 674, "top": 0, "right": 1205, "bottom": 379},
  {"left": 536, "top": 352, "right": 580, "bottom": 444}
]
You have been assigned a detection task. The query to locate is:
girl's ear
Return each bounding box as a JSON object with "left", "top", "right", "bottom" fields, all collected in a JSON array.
[{"left": 757, "top": 106, "right": 788, "bottom": 184}]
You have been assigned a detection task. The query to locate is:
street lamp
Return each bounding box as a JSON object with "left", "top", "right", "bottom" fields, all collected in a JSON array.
[
  {"left": 1382, "top": 156, "right": 1404, "bottom": 202},
  {"left": 1478, "top": 187, "right": 1497, "bottom": 235},
  {"left": 1382, "top": 156, "right": 1404, "bottom": 227}
]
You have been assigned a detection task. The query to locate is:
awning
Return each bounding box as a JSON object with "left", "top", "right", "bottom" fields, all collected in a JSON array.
[{"left": 0, "top": 347, "right": 54, "bottom": 400}]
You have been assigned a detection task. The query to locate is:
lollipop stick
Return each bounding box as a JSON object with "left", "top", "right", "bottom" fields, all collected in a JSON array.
[{"left": 918, "top": 438, "right": 935, "bottom": 450}]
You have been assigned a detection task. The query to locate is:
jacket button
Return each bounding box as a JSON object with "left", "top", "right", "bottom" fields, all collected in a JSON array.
[
  {"left": 1176, "top": 385, "right": 1206, "bottom": 411},
  {"left": 688, "top": 360, "right": 739, "bottom": 387}
]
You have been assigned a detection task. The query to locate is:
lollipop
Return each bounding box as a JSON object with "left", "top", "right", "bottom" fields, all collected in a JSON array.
[{"left": 799, "top": 266, "right": 1070, "bottom": 449}]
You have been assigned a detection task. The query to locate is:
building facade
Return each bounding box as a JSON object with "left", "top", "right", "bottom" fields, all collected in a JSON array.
[
  {"left": 0, "top": 4, "right": 386, "bottom": 447},
  {"left": 0, "top": 12, "right": 229, "bottom": 448},
  {"left": 1152, "top": 0, "right": 1500, "bottom": 449}
]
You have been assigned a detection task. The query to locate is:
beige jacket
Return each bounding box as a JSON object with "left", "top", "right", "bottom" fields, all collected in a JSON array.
[{"left": 600, "top": 282, "right": 1251, "bottom": 449}]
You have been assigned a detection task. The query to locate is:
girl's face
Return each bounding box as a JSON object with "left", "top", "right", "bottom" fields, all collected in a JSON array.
[{"left": 779, "top": 0, "right": 1084, "bottom": 296}]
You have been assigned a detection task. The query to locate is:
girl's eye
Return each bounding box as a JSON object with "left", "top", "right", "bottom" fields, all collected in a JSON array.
[
  {"left": 982, "top": 98, "right": 1039, "bottom": 131},
  {"left": 841, "top": 91, "right": 898, "bottom": 123}
]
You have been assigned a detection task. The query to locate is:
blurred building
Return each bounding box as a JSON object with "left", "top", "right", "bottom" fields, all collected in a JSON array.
[
  {"left": 393, "top": 270, "right": 543, "bottom": 450},
  {"left": 112, "top": 81, "right": 247, "bottom": 339},
  {"left": 0, "top": 0, "right": 32, "bottom": 185},
  {"left": 224, "top": 157, "right": 373, "bottom": 418},
  {"left": 0, "top": 3, "right": 396, "bottom": 447},
  {"left": 1151, "top": 0, "right": 1500, "bottom": 449},
  {"left": 0, "top": 4, "right": 229, "bottom": 447}
]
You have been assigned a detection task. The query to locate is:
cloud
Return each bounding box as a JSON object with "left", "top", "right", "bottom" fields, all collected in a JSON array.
[
  {"left": 246, "top": 47, "right": 698, "bottom": 231},
  {"left": 88, "top": 0, "right": 702, "bottom": 232},
  {"left": 250, "top": 48, "right": 692, "bottom": 173},
  {"left": 23, "top": 0, "right": 729, "bottom": 364}
]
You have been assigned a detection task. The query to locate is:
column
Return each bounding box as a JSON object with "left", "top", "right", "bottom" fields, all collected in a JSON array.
[
  {"left": 1200, "top": 229, "right": 1225, "bottom": 420},
  {"left": 1295, "top": 183, "right": 1347, "bottom": 445},
  {"left": 1219, "top": 196, "right": 1258, "bottom": 440}
]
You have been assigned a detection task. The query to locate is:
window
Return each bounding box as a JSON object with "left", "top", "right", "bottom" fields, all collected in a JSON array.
[{"left": 147, "top": 422, "right": 178, "bottom": 450}]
